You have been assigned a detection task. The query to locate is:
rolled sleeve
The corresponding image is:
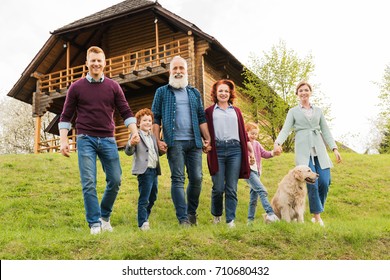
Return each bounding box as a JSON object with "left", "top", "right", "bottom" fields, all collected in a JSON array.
[
  {"left": 58, "top": 122, "right": 72, "bottom": 131},
  {"left": 124, "top": 117, "right": 136, "bottom": 127}
]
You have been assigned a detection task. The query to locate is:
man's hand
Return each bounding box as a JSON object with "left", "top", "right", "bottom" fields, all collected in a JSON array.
[
  {"left": 60, "top": 142, "right": 70, "bottom": 157},
  {"left": 157, "top": 140, "right": 168, "bottom": 154},
  {"left": 130, "top": 133, "right": 140, "bottom": 146},
  {"left": 202, "top": 139, "right": 212, "bottom": 153},
  {"left": 59, "top": 129, "right": 70, "bottom": 157}
]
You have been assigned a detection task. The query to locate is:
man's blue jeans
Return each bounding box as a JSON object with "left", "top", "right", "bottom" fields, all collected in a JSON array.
[
  {"left": 246, "top": 170, "right": 274, "bottom": 220},
  {"left": 137, "top": 168, "right": 158, "bottom": 227},
  {"left": 77, "top": 135, "right": 122, "bottom": 228},
  {"left": 307, "top": 156, "right": 331, "bottom": 214},
  {"left": 167, "top": 140, "right": 202, "bottom": 223},
  {"left": 211, "top": 140, "right": 242, "bottom": 223}
]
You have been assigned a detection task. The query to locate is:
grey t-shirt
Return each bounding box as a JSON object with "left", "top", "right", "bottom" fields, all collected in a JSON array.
[{"left": 173, "top": 87, "right": 194, "bottom": 140}]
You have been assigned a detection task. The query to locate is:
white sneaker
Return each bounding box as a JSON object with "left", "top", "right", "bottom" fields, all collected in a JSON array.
[
  {"left": 265, "top": 213, "right": 280, "bottom": 223},
  {"left": 140, "top": 221, "right": 150, "bottom": 231},
  {"left": 311, "top": 217, "right": 325, "bottom": 227},
  {"left": 90, "top": 226, "right": 101, "bottom": 235},
  {"left": 100, "top": 218, "right": 113, "bottom": 232},
  {"left": 227, "top": 220, "right": 235, "bottom": 228},
  {"left": 213, "top": 216, "right": 222, "bottom": 224}
]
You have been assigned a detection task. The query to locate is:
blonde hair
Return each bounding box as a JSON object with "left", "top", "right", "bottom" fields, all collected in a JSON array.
[
  {"left": 245, "top": 122, "right": 259, "bottom": 132},
  {"left": 86, "top": 46, "right": 105, "bottom": 60},
  {"left": 295, "top": 81, "right": 312, "bottom": 95}
]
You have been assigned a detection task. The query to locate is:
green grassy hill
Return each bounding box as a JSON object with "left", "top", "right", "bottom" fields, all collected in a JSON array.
[{"left": 0, "top": 152, "right": 389, "bottom": 260}]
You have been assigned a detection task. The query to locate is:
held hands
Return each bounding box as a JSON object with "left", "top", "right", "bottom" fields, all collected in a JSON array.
[
  {"left": 202, "top": 139, "right": 212, "bottom": 153},
  {"left": 273, "top": 143, "right": 283, "bottom": 156},
  {"left": 249, "top": 152, "right": 255, "bottom": 165},
  {"left": 157, "top": 140, "right": 168, "bottom": 154},
  {"left": 130, "top": 133, "right": 140, "bottom": 146}
]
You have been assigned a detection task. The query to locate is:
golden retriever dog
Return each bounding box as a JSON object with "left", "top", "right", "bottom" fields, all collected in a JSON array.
[{"left": 271, "top": 165, "right": 319, "bottom": 223}]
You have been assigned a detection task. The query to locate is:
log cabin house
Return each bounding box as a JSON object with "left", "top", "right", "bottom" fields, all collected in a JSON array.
[{"left": 7, "top": 0, "right": 250, "bottom": 153}]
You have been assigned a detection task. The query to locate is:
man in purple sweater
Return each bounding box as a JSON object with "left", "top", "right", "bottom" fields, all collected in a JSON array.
[{"left": 59, "top": 46, "right": 139, "bottom": 235}]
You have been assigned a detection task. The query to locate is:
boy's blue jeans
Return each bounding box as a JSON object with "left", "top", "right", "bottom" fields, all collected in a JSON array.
[
  {"left": 246, "top": 170, "right": 274, "bottom": 221},
  {"left": 137, "top": 168, "right": 158, "bottom": 227}
]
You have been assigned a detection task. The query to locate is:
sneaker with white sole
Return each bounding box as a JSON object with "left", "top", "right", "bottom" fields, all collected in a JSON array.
[
  {"left": 139, "top": 221, "right": 150, "bottom": 231},
  {"left": 265, "top": 213, "right": 280, "bottom": 223},
  {"left": 90, "top": 225, "right": 101, "bottom": 235},
  {"left": 311, "top": 217, "right": 325, "bottom": 227},
  {"left": 227, "top": 220, "right": 235, "bottom": 228},
  {"left": 100, "top": 218, "right": 113, "bottom": 232},
  {"left": 213, "top": 216, "right": 222, "bottom": 224}
]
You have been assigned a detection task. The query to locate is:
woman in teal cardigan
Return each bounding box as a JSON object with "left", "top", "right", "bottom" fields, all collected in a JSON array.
[{"left": 274, "top": 81, "right": 342, "bottom": 226}]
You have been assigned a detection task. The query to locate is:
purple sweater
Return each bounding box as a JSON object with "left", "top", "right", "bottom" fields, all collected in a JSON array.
[{"left": 59, "top": 77, "right": 134, "bottom": 137}]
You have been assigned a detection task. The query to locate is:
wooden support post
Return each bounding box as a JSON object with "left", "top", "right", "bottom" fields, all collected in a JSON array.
[
  {"left": 187, "top": 32, "right": 196, "bottom": 87},
  {"left": 66, "top": 42, "right": 70, "bottom": 87},
  {"left": 155, "top": 18, "right": 159, "bottom": 63},
  {"left": 34, "top": 116, "right": 42, "bottom": 154}
]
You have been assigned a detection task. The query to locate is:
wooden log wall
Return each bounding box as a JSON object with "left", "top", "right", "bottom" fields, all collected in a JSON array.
[{"left": 106, "top": 13, "right": 188, "bottom": 60}]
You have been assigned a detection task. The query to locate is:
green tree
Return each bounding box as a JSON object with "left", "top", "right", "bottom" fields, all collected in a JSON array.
[
  {"left": 377, "top": 64, "right": 390, "bottom": 153},
  {"left": 240, "top": 40, "right": 316, "bottom": 152},
  {"left": 378, "top": 120, "right": 390, "bottom": 154},
  {"left": 0, "top": 96, "right": 55, "bottom": 154}
]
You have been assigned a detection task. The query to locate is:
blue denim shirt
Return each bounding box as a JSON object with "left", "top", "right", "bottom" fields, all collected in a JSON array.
[{"left": 151, "top": 84, "right": 207, "bottom": 148}]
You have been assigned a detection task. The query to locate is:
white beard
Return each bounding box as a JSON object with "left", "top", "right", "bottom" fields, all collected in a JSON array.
[{"left": 169, "top": 73, "right": 189, "bottom": 89}]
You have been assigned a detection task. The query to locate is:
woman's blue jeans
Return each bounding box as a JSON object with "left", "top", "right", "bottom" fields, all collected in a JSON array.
[
  {"left": 307, "top": 156, "right": 331, "bottom": 214},
  {"left": 77, "top": 135, "right": 122, "bottom": 228},
  {"left": 246, "top": 170, "right": 274, "bottom": 220},
  {"left": 211, "top": 140, "right": 242, "bottom": 223},
  {"left": 167, "top": 140, "right": 203, "bottom": 223},
  {"left": 137, "top": 168, "right": 158, "bottom": 227}
]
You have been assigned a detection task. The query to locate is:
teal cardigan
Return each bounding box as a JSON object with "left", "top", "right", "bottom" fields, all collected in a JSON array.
[{"left": 275, "top": 105, "right": 337, "bottom": 169}]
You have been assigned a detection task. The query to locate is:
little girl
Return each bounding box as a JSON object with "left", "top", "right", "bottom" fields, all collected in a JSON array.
[{"left": 245, "top": 122, "right": 280, "bottom": 224}]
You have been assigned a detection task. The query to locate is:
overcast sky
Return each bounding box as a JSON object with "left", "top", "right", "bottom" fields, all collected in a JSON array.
[{"left": 1, "top": 0, "right": 389, "bottom": 153}]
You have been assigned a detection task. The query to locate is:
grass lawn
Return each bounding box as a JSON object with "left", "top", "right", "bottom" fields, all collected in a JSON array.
[{"left": 0, "top": 152, "right": 389, "bottom": 260}]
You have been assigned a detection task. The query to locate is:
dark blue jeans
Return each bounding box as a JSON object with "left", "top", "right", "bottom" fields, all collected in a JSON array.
[
  {"left": 167, "top": 140, "right": 203, "bottom": 223},
  {"left": 77, "top": 135, "right": 122, "bottom": 228},
  {"left": 137, "top": 168, "right": 158, "bottom": 227},
  {"left": 307, "top": 156, "right": 331, "bottom": 214},
  {"left": 211, "top": 140, "right": 242, "bottom": 223}
]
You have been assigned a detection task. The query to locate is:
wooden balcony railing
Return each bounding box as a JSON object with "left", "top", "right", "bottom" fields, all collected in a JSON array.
[
  {"left": 38, "top": 38, "right": 189, "bottom": 93},
  {"left": 37, "top": 125, "right": 131, "bottom": 153}
]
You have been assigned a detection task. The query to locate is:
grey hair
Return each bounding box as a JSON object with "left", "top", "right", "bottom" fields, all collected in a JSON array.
[{"left": 169, "top": 56, "right": 187, "bottom": 71}]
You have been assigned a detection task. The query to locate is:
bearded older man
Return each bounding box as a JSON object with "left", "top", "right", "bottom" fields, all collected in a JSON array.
[{"left": 151, "top": 56, "right": 211, "bottom": 226}]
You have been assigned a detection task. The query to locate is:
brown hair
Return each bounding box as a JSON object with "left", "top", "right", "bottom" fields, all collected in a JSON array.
[
  {"left": 135, "top": 108, "right": 154, "bottom": 126},
  {"left": 245, "top": 122, "right": 259, "bottom": 132},
  {"left": 295, "top": 81, "right": 312, "bottom": 95},
  {"left": 210, "top": 79, "right": 237, "bottom": 104}
]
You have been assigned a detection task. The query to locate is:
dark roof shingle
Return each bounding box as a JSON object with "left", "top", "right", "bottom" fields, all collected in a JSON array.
[{"left": 53, "top": 0, "right": 155, "bottom": 34}]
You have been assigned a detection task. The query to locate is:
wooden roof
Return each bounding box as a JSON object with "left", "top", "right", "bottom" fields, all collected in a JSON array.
[{"left": 7, "top": 0, "right": 243, "bottom": 105}]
